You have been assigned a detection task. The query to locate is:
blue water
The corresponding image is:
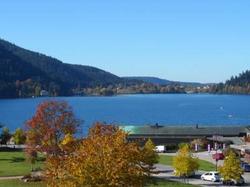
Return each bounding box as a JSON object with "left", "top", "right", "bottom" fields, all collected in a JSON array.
[{"left": 0, "top": 94, "right": 250, "bottom": 133}]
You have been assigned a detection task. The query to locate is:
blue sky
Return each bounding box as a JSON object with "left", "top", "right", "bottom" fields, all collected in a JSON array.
[{"left": 0, "top": 1, "right": 250, "bottom": 83}]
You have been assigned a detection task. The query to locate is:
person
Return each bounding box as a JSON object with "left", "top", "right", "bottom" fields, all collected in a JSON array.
[{"left": 155, "top": 123, "right": 159, "bottom": 128}]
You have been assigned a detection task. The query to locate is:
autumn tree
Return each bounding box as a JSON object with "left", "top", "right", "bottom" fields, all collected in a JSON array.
[
  {"left": 13, "top": 128, "right": 26, "bottom": 145},
  {"left": 244, "top": 151, "right": 250, "bottom": 164},
  {"left": 25, "top": 101, "right": 80, "bottom": 156},
  {"left": 46, "top": 123, "right": 158, "bottom": 187},
  {"left": 219, "top": 150, "right": 243, "bottom": 182},
  {"left": 173, "top": 144, "right": 199, "bottom": 177},
  {"left": 190, "top": 138, "right": 208, "bottom": 150}
]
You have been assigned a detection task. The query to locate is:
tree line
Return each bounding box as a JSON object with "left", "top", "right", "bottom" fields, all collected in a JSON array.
[{"left": 210, "top": 70, "right": 250, "bottom": 94}]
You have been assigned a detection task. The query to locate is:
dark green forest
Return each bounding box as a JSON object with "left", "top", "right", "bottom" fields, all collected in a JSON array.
[
  {"left": 211, "top": 70, "right": 250, "bottom": 94},
  {"left": 0, "top": 39, "right": 125, "bottom": 98}
]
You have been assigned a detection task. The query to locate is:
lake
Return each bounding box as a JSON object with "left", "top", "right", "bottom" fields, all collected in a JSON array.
[{"left": 0, "top": 94, "right": 250, "bottom": 133}]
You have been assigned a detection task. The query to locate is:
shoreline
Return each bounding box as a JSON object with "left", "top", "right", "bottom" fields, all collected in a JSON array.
[{"left": 1, "top": 92, "right": 250, "bottom": 100}]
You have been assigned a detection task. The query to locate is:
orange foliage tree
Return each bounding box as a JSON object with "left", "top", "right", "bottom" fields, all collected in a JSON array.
[
  {"left": 46, "top": 122, "right": 158, "bottom": 187},
  {"left": 25, "top": 101, "right": 81, "bottom": 157}
]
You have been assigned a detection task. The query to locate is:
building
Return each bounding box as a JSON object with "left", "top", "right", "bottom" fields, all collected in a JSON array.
[{"left": 123, "top": 125, "right": 250, "bottom": 145}]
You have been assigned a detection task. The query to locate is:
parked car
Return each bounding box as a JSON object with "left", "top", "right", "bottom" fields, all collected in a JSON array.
[
  {"left": 201, "top": 171, "right": 220, "bottom": 182},
  {"left": 212, "top": 152, "right": 224, "bottom": 160},
  {"left": 221, "top": 176, "right": 245, "bottom": 186},
  {"left": 241, "top": 162, "right": 250, "bottom": 172}
]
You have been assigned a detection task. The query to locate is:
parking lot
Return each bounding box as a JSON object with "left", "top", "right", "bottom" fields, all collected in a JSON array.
[
  {"left": 155, "top": 164, "right": 250, "bottom": 187},
  {"left": 156, "top": 151, "right": 250, "bottom": 186}
]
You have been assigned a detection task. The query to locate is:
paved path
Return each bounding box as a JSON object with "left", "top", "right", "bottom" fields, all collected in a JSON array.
[
  {"left": 193, "top": 151, "right": 224, "bottom": 167},
  {"left": 0, "top": 176, "right": 22, "bottom": 180}
]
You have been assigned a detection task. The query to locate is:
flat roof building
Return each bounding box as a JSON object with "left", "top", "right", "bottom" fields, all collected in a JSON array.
[{"left": 122, "top": 125, "right": 250, "bottom": 145}]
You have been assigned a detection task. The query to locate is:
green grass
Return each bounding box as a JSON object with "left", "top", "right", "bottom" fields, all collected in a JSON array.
[
  {"left": 0, "top": 152, "right": 203, "bottom": 187},
  {"left": 148, "top": 178, "right": 199, "bottom": 187},
  {"left": 197, "top": 159, "right": 216, "bottom": 171},
  {"left": 0, "top": 151, "right": 44, "bottom": 177},
  {"left": 158, "top": 155, "right": 174, "bottom": 166},
  {"left": 159, "top": 155, "right": 216, "bottom": 171},
  {"left": 0, "top": 180, "right": 44, "bottom": 187},
  {"left": 0, "top": 179, "right": 198, "bottom": 187}
]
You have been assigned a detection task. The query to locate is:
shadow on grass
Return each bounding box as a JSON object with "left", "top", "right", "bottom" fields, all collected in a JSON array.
[
  {"left": 0, "top": 157, "right": 45, "bottom": 163},
  {"left": 0, "top": 157, "right": 25, "bottom": 163},
  {"left": 11, "top": 157, "right": 25, "bottom": 162},
  {"left": 36, "top": 157, "right": 46, "bottom": 162},
  {"left": 0, "top": 148, "right": 23, "bottom": 152}
]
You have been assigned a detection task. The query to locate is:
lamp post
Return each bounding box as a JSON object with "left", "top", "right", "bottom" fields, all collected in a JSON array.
[
  {"left": 213, "top": 134, "right": 218, "bottom": 171},
  {"left": 215, "top": 141, "right": 218, "bottom": 171}
]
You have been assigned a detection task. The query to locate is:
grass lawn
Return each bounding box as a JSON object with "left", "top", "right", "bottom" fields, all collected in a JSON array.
[
  {"left": 149, "top": 178, "right": 199, "bottom": 187},
  {"left": 159, "top": 155, "right": 216, "bottom": 171},
  {"left": 0, "top": 151, "right": 44, "bottom": 177},
  {"left": 0, "top": 179, "right": 198, "bottom": 187},
  {"left": 0, "top": 152, "right": 203, "bottom": 187},
  {"left": 0, "top": 180, "right": 44, "bottom": 187}
]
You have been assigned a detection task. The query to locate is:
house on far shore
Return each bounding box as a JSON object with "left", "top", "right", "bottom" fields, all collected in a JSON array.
[
  {"left": 7, "top": 137, "right": 15, "bottom": 145},
  {"left": 40, "top": 90, "right": 49, "bottom": 97}
]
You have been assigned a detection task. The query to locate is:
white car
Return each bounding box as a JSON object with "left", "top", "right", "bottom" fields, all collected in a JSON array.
[{"left": 201, "top": 171, "right": 220, "bottom": 182}]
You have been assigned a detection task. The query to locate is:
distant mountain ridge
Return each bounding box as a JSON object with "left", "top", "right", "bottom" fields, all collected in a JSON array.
[
  {"left": 124, "top": 76, "right": 172, "bottom": 85},
  {"left": 124, "top": 76, "right": 211, "bottom": 87}
]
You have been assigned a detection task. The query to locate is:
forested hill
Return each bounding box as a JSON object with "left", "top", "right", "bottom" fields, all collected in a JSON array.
[
  {"left": 124, "top": 76, "right": 172, "bottom": 85},
  {"left": 226, "top": 70, "right": 250, "bottom": 86},
  {"left": 0, "top": 39, "right": 122, "bottom": 98},
  {"left": 211, "top": 70, "right": 250, "bottom": 94},
  {"left": 124, "top": 76, "right": 209, "bottom": 87}
]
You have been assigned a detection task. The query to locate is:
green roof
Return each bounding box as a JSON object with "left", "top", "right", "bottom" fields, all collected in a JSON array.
[{"left": 121, "top": 125, "right": 250, "bottom": 136}]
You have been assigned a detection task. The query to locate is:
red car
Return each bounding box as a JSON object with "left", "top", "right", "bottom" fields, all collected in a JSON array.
[{"left": 212, "top": 153, "right": 224, "bottom": 160}]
